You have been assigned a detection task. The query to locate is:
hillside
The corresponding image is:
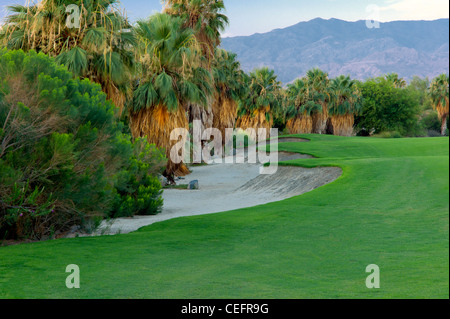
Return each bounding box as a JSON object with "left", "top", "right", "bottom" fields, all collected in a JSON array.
[{"left": 221, "top": 18, "right": 450, "bottom": 83}]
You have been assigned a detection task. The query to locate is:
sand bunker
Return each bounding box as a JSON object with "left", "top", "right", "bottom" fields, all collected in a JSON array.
[{"left": 91, "top": 138, "right": 341, "bottom": 236}]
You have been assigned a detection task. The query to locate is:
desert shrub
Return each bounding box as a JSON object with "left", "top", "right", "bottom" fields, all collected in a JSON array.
[
  {"left": 0, "top": 50, "right": 165, "bottom": 240},
  {"left": 110, "top": 138, "right": 166, "bottom": 218}
]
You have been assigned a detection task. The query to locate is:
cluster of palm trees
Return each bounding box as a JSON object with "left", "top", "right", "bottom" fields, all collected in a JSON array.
[
  {"left": 285, "top": 69, "right": 362, "bottom": 137},
  {"left": 1, "top": 0, "right": 448, "bottom": 178},
  {"left": 0, "top": 0, "right": 241, "bottom": 177}
]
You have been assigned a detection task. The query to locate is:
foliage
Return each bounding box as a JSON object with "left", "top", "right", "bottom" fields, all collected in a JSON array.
[
  {"left": 355, "top": 77, "right": 423, "bottom": 136},
  {"left": 0, "top": 50, "right": 164, "bottom": 240},
  {"left": 163, "top": 0, "right": 229, "bottom": 60},
  {"left": 0, "top": 0, "right": 135, "bottom": 111},
  {"left": 385, "top": 73, "right": 407, "bottom": 88},
  {"left": 328, "top": 76, "right": 362, "bottom": 117},
  {"left": 129, "top": 13, "right": 214, "bottom": 177},
  {"left": 429, "top": 73, "right": 449, "bottom": 136},
  {"left": 237, "top": 67, "right": 282, "bottom": 122}
]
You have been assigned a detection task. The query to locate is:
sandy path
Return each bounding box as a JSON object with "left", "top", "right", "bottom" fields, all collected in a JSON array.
[{"left": 93, "top": 138, "right": 341, "bottom": 236}]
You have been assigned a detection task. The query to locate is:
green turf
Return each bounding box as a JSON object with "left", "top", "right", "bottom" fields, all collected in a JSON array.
[{"left": 0, "top": 135, "right": 448, "bottom": 299}]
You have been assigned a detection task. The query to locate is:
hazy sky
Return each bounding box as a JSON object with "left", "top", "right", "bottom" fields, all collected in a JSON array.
[{"left": 0, "top": 0, "right": 449, "bottom": 37}]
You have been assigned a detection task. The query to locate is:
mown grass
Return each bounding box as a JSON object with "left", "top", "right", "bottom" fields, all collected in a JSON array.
[{"left": 0, "top": 135, "right": 448, "bottom": 299}]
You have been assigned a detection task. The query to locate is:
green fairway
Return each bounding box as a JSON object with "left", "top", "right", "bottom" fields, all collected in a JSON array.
[{"left": 0, "top": 135, "right": 448, "bottom": 299}]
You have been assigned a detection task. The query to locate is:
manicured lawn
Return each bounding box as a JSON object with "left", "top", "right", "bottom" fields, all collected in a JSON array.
[{"left": 0, "top": 135, "right": 448, "bottom": 298}]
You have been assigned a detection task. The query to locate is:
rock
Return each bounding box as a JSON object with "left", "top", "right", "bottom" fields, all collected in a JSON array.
[{"left": 188, "top": 180, "right": 199, "bottom": 190}]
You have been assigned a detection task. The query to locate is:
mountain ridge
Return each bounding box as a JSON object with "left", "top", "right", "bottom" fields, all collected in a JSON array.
[{"left": 221, "top": 18, "right": 449, "bottom": 83}]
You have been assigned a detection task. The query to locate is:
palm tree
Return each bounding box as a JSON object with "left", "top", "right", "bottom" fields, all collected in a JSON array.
[
  {"left": 385, "top": 73, "right": 407, "bottom": 88},
  {"left": 328, "top": 75, "right": 362, "bottom": 136},
  {"left": 163, "top": 0, "right": 228, "bottom": 62},
  {"left": 236, "top": 67, "right": 282, "bottom": 140},
  {"left": 163, "top": 0, "right": 229, "bottom": 134},
  {"left": 306, "top": 68, "right": 330, "bottom": 134},
  {"left": 285, "top": 78, "right": 320, "bottom": 134},
  {"left": 211, "top": 49, "right": 245, "bottom": 140},
  {"left": 0, "top": 0, "right": 135, "bottom": 113},
  {"left": 429, "top": 74, "right": 449, "bottom": 136},
  {"left": 130, "top": 13, "right": 213, "bottom": 178}
]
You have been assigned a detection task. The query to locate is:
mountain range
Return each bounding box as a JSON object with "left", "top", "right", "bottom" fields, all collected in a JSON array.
[{"left": 221, "top": 18, "right": 449, "bottom": 84}]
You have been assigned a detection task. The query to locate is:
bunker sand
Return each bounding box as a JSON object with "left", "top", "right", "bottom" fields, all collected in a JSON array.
[{"left": 94, "top": 138, "right": 342, "bottom": 235}]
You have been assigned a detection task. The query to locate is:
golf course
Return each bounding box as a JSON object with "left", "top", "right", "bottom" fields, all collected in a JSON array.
[{"left": 0, "top": 135, "right": 448, "bottom": 299}]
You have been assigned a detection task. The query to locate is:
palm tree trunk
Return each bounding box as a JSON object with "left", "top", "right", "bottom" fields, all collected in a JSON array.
[
  {"left": 236, "top": 109, "right": 273, "bottom": 141},
  {"left": 441, "top": 116, "right": 448, "bottom": 136},
  {"left": 286, "top": 115, "right": 313, "bottom": 134},
  {"left": 312, "top": 103, "right": 328, "bottom": 134},
  {"left": 331, "top": 114, "right": 355, "bottom": 137},
  {"left": 130, "top": 104, "right": 190, "bottom": 178},
  {"left": 212, "top": 93, "right": 238, "bottom": 142}
]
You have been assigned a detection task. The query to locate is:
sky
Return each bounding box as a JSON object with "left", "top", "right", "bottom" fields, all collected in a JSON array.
[{"left": 0, "top": 0, "right": 449, "bottom": 37}]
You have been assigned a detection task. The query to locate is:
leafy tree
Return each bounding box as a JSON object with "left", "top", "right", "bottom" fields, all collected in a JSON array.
[{"left": 355, "top": 77, "right": 422, "bottom": 136}]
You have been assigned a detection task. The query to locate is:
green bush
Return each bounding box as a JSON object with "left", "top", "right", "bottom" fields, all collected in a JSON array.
[
  {"left": 0, "top": 50, "right": 166, "bottom": 240},
  {"left": 111, "top": 138, "right": 166, "bottom": 218},
  {"left": 355, "top": 77, "right": 423, "bottom": 137},
  {"left": 420, "top": 111, "right": 441, "bottom": 132}
]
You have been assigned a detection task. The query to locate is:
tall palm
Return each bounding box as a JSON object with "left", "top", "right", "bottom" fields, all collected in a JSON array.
[
  {"left": 130, "top": 13, "right": 213, "bottom": 178},
  {"left": 0, "top": 0, "right": 135, "bottom": 113},
  {"left": 163, "top": 0, "right": 228, "bottom": 61},
  {"left": 385, "top": 73, "right": 407, "bottom": 88},
  {"left": 306, "top": 68, "right": 330, "bottom": 134},
  {"left": 164, "top": 0, "right": 229, "bottom": 134},
  {"left": 328, "top": 75, "right": 362, "bottom": 136},
  {"left": 285, "top": 78, "right": 321, "bottom": 134},
  {"left": 211, "top": 49, "right": 245, "bottom": 140},
  {"left": 429, "top": 74, "right": 449, "bottom": 136},
  {"left": 236, "top": 67, "right": 282, "bottom": 140}
]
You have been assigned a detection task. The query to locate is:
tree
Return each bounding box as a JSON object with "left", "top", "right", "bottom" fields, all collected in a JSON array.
[
  {"left": 164, "top": 0, "right": 229, "bottom": 134},
  {"left": 306, "top": 68, "right": 330, "bottom": 134},
  {"left": 429, "top": 74, "right": 449, "bottom": 136},
  {"left": 385, "top": 73, "right": 407, "bottom": 89},
  {"left": 163, "top": 0, "right": 228, "bottom": 61},
  {"left": 0, "top": 0, "right": 135, "bottom": 113},
  {"left": 355, "top": 77, "right": 422, "bottom": 136},
  {"left": 236, "top": 67, "right": 282, "bottom": 140},
  {"left": 284, "top": 78, "right": 319, "bottom": 134},
  {"left": 212, "top": 49, "right": 245, "bottom": 140},
  {"left": 129, "top": 13, "right": 213, "bottom": 179},
  {"left": 328, "top": 75, "right": 362, "bottom": 136},
  {"left": 0, "top": 49, "right": 165, "bottom": 240}
]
